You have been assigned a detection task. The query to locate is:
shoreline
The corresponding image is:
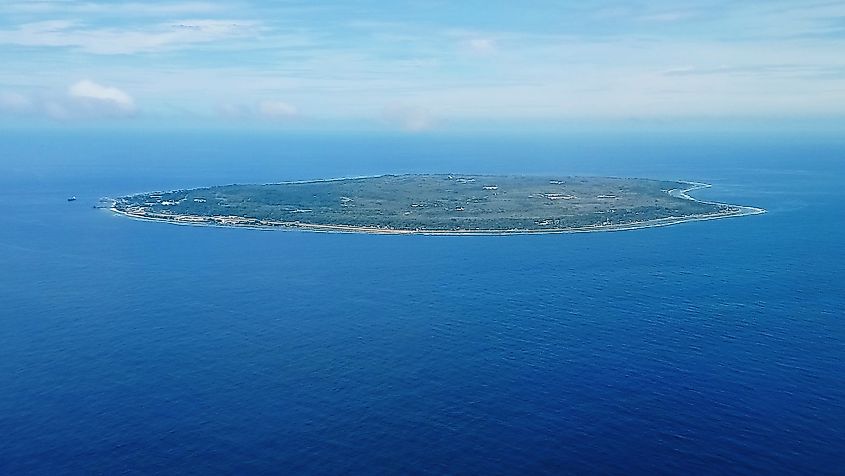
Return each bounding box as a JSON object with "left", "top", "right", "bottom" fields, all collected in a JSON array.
[{"left": 108, "top": 181, "right": 766, "bottom": 236}]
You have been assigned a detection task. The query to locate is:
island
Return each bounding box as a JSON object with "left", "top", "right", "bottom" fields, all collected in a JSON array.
[{"left": 110, "top": 175, "right": 765, "bottom": 234}]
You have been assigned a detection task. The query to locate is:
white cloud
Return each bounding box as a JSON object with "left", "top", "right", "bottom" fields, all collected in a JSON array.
[
  {"left": 3, "top": 2, "right": 845, "bottom": 125},
  {"left": 446, "top": 30, "right": 499, "bottom": 55},
  {"left": 257, "top": 100, "right": 298, "bottom": 119},
  {"left": 0, "top": 91, "right": 32, "bottom": 113},
  {"left": 69, "top": 80, "right": 136, "bottom": 113},
  {"left": 0, "top": 82, "right": 139, "bottom": 120},
  {"left": 216, "top": 102, "right": 252, "bottom": 119},
  {"left": 640, "top": 11, "right": 694, "bottom": 22},
  {"left": 1, "top": 1, "right": 223, "bottom": 15},
  {"left": 466, "top": 37, "right": 496, "bottom": 54},
  {"left": 0, "top": 19, "right": 261, "bottom": 55},
  {"left": 382, "top": 105, "right": 434, "bottom": 132},
  {"left": 43, "top": 100, "right": 71, "bottom": 120}
]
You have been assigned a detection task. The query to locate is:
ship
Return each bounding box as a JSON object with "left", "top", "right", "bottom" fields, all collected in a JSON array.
[{"left": 67, "top": 196, "right": 77, "bottom": 202}]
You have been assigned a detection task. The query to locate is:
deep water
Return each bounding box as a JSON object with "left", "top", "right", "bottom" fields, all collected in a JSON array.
[{"left": 1, "top": 131, "right": 843, "bottom": 475}]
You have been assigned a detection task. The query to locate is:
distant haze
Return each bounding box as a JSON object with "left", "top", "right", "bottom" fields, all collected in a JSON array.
[{"left": 1, "top": 1, "right": 844, "bottom": 131}]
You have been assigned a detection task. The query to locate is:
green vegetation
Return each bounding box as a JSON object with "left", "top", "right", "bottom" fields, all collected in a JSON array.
[{"left": 113, "top": 174, "right": 743, "bottom": 232}]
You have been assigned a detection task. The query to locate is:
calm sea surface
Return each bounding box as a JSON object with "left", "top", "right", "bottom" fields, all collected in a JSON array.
[{"left": 1, "top": 131, "right": 843, "bottom": 475}]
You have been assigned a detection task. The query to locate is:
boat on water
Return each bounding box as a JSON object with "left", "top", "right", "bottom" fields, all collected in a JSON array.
[{"left": 67, "top": 196, "right": 77, "bottom": 202}]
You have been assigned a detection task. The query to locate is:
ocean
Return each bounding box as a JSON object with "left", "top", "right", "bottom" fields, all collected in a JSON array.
[{"left": 1, "top": 130, "right": 843, "bottom": 475}]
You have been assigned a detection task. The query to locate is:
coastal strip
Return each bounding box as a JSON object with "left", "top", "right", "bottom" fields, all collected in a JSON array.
[{"left": 108, "top": 181, "right": 765, "bottom": 236}]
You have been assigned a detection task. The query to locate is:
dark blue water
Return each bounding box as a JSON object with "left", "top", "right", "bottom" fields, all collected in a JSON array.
[{"left": 1, "top": 131, "right": 844, "bottom": 475}]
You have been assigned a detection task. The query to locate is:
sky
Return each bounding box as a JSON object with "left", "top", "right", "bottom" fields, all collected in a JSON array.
[{"left": 0, "top": 0, "right": 844, "bottom": 132}]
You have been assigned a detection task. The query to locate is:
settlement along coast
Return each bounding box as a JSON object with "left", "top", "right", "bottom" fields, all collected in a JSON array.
[{"left": 111, "top": 175, "right": 765, "bottom": 234}]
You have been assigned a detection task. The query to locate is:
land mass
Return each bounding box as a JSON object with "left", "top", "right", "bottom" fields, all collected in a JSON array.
[{"left": 111, "top": 175, "right": 764, "bottom": 234}]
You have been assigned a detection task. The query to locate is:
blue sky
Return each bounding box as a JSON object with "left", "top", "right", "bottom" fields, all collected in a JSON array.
[{"left": 0, "top": 0, "right": 844, "bottom": 131}]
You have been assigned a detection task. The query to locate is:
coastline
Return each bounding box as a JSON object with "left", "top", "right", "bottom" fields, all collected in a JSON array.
[{"left": 108, "top": 181, "right": 766, "bottom": 236}]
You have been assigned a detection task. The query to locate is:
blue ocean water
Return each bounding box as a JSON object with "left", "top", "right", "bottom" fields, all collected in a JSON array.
[{"left": 1, "top": 131, "right": 843, "bottom": 475}]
